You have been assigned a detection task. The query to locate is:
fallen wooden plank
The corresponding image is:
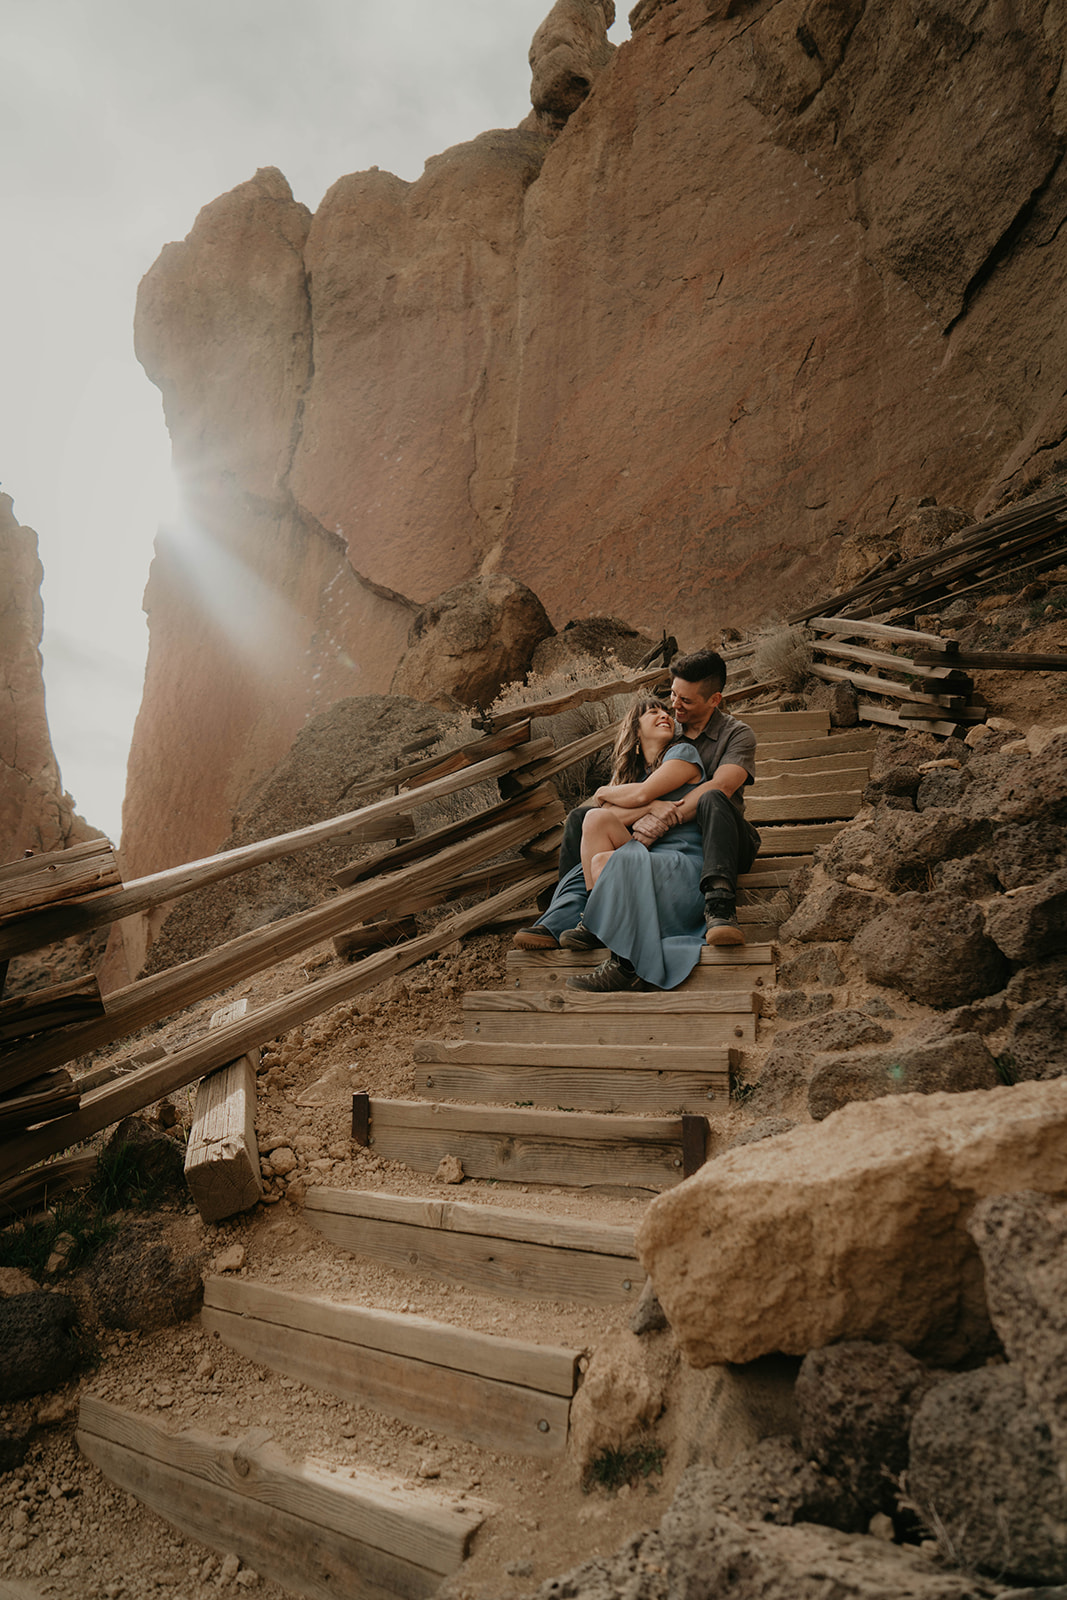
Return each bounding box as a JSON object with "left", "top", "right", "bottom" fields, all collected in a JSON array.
[
  {"left": 503, "top": 725, "right": 618, "bottom": 791},
  {"left": 476, "top": 667, "right": 668, "bottom": 732},
  {"left": 184, "top": 1001, "right": 263, "bottom": 1224},
  {"left": 753, "top": 730, "right": 878, "bottom": 761},
  {"left": 0, "top": 1154, "right": 97, "bottom": 1217},
  {"left": 812, "top": 637, "right": 973, "bottom": 687},
  {"left": 0, "top": 737, "right": 556, "bottom": 963},
  {"left": 745, "top": 789, "right": 863, "bottom": 824},
  {"left": 806, "top": 616, "right": 957, "bottom": 652},
  {"left": 77, "top": 1396, "right": 484, "bottom": 1600},
  {"left": 334, "top": 785, "right": 561, "bottom": 887},
  {"left": 0, "top": 839, "right": 120, "bottom": 924},
  {"left": 201, "top": 1277, "right": 576, "bottom": 1457},
  {"left": 0, "top": 974, "right": 106, "bottom": 1044},
  {"left": 857, "top": 701, "right": 961, "bottom": 738},
  {"left": 332, "top": 917, "right": 419, "bottom": 961},
  {"left": 358, "top": 1098, "right": 707, "bottom": 1189},
  {"left": 0, "top": 870, "right": 555, "bottom": 1186},
  {"left": 808, "top": 661, "right": 966, "bottom": 710},
  {"left": 0, "top": 804, "right": 560, "bottom": 1089},
  {"left": 303, "top": 1188, "right": 640, "bottom": 1303},
  {"left": 0, "top": 1071, "right": 79, "bottom": 1133},
  {"left": 910, "top": 647, "right": 1067, "bottom": 670}
]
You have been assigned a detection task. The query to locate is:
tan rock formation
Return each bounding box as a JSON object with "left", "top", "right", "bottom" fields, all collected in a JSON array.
[
  {"left": 125, "top": 0, "right": 1067, "bottom": 879},
  {"left": 636, "top": 1079, "right": 1067, "bottom": 1369},
  {"left": 0, "top": 493, "right": 98, "bottom": 859},
  {"left": 390, "top": 574, "right": 554, "bottom": 709}
]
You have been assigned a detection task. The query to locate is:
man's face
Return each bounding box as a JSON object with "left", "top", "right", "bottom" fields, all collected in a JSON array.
[{"left": 670, "top": 677, "right": 721, "bottom": 731}]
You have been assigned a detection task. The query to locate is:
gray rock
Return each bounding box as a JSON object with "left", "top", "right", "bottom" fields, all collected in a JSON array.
[
  {"left": 915, "top": 767, "right": 973, "bottom": 810},
  {"left": 820, "top": 823, "right": 898, "bottom": 888},
  {"left": 795, "top": 1340, "right": 937, "bottom": 1515},
  {"left": 862, "top": 997, "right": 899, "bottom": 1018},
  {"left": 961, "top": 733, "right": 1067, "bottom": 830},
  {"left": 748, "top": 1051, "right": 809, "bottom": 1115},
  {"left": 1006, "top": 997, "right": 1067, "bottom": 1082},
  {"left": 629, "top": 1276, "right": 669, "bottom": 1336},
  {"left": 1004, "top": 955, "right": 1067, "bottom": 1006},
  {"left": 985, "top": 868, "right": 1067, "bottom": 964},
  {"left": 934, "top": 855, "right": 1001, "bottom": 899},
  {"left": 810, "top": 680, "right": 860, "bottom": 727},
  {"left": 909, "top": 1365, "right": 1067, "bottom": 1586},
  {"left": 724, "top": 1117, "right": 796, "bottom": 1151},
  {"left": 774, "top": 989, "right": 834, "bottom": 1021},
  {"left": 774, "top": 1010, "right": 894, "bottom": 1056},
  {"left": 0, "top": 1292, "right": 80, "bottom": 1399},
  {"left": 781, "top": 883, "right": 889, "bottom": 943},
  {"left": 854, "top": 892, "right": 1010, "bottom": 1008},
  {"left": 863, "top": 764, "right": 921, "bottom": 808},
  {"left": 535, "top": 1495, "right": 1000, "bottom": 1600},
  {"left": 990, "top": 820, "right": 1067, "bottom": 891},
  {"left": 779, "top": 946, "right": 845, "bottom": 988},
  {"left": 87, "top": 1218, "right": 207, "bottom": 1332},
  {"left": 968, "top": 1192, "right": 1067, "bottom": 1475},
  {"left": 808, "top": 1031, "right": 1001, "bottom": 1120},
  {"left": 676, "top": 1439, "right": 864, "bottom": 1531},
  {"left": 102, "top": 1114, "right": 187, "bottom": 1199}
]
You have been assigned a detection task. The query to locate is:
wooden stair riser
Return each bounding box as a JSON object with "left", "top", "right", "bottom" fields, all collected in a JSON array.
[
  {"left": 465, "top": 1012, "right": 756, "bottom": 1046},
  {"left": 414, "top": 1060, "right": 727, "bottom": 1113},
  {"left": 304, "top": 1190, "right": 641, "bottom": 1305},
  {"left": 750, "top": 765, "right": 870, "bottom": 797},
  {"left": 77, "top": 1397, "right": 484, "bottom": 1600},
  {"left": 201, "top": 1278, "right": 577, "bottom": 1458},
  {"left": 754, "top": 730, "right": 878, "bottom": 761},
  {"left": 353, "top": 1098, "right": 709, "bottom": 1188},
  {"left": 505, "top": 948, "right": 772, "bottom": 992}
]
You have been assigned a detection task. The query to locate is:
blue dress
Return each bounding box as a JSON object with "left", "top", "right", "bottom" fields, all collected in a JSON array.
[{"left": 543, "top": 741, "right": 708, "bottom": 990}]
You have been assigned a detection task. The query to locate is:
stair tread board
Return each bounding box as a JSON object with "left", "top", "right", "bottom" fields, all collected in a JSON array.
[
  {"left": 754, "top": 730, "right": 878, "bottom": 759},
  {"left": 77, "top": 1398, "right": 482, "bottom": 1592},
  {"left": 413, "top": 1061, "right": 727, "bottom": 1113},
  {"left": 203, "top": 1275, "right": 579, "bottom": 1393},
  {"left": 746, "top": 791, "right": 863, "bottom": 823},
  {"left": 304, "top": 1203, "right": 639, "bottom": 1305},
  {"left": 201, "top": 1305, "right": 571, "bottom": 1458},
  {"left": 304, "top": 1187, "right": 638, "bottom": 1256},
  {"left": 462, "top": 989, "right": 756, "bottom": 1015},
  {"left": 464, "top": 1013, "right": 756, "bottom": 1045},
  {"left": 365, "top": 1121, "right": 691, "bottom": 1190},
  {"left": 413, "top": 1040, "right": 735, "bottom": 1070},
  {"left": 750, "top": 765, "right": 870, "bottom": 797}
]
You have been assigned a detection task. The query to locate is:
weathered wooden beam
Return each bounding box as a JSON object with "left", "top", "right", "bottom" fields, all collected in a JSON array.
[
  {"left": 745, "top": 788, "right": 863, "bottom": 824},
  {"left": 812, "top": 637, "right": 973, "bottom": 689},
  {"left": 0, "top": 1153, "right": 96, "bottom": 1217},
  {"left": 806, "top": 616, "right": 957, "bottom": 651},
  {"left": 304, "top": 1187, "right": 640, "bottom": 1304},
  {"left": 808, "top": 661, "right": 968, "bottom": 710},
  {"left": 184, "top": 1000, "right": 263, "bottom": 1224},
  {"left": 0, "top": 1070, "right": 79, "bottom": 1133},
  {"left": 0, "top": 870, "right": 555, "bottom": 1185},
  {"left": 0, "top": 737, "right": 555, "bottom": 962},
  {"left": 911, "top": 647, "right": 1067, "bottom": 671},
  {"left": 77, "top": 1396, "right": 487, "bottom": 1598},
  {"left": 0, "top": 974, "right": 106, "bottom": 1045},
  {"left": 0, "top": 800, "right": 561, "bottom": 1087},
  {"left": 0, "top": 838, "right": 120, "bottom": 924},
  {"left": 202, "top": 1277, "right": 578, "bottom": 1457},
  {"left": 474, "top": 667, "right": 669, "bottom": 732}
]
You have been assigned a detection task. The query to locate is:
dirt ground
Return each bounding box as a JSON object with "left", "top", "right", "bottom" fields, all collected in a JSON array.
[{"left": 1, "top": 611, "right": 1064, "bottom": 1600}]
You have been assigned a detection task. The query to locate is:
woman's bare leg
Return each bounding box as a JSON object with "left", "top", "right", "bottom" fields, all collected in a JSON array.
[
  {"left": 589, "top": 849, "right": 616, "bottom": 888},
  {"left": 580, "top": 809, "right": 632, "bottom": 889}
]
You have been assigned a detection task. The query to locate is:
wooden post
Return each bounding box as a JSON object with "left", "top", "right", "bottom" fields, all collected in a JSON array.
[
  {"left": 681, "top": 1115, "right": 708, "bottom": 1178},
  {"left": 184, "top": 1000, "right": 263, "bottom": 1224},
  {"left": 351, "top": 1091, "right": 370, "bottom": 1147}
]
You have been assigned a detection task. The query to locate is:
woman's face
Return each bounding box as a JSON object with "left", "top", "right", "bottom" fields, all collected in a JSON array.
[{"left": 638, "top": 705, "right": 676, "bottom": 746}]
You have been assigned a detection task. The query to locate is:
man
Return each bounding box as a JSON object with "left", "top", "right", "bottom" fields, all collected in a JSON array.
[{"left": 516, "top": 647, "right": 760, "bottom": 958}]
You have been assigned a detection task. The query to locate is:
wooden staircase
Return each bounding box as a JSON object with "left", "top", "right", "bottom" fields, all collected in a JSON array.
[{"left": 76, "top": 710, "right": 875, "bottom": 1599}]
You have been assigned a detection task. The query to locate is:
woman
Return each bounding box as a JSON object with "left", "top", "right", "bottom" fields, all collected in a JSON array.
[{"left": 524, "top": 695, "right": 710, "bottom": 991}]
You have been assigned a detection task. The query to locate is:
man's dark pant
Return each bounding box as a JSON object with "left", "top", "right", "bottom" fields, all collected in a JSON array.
[{"left": 538, "top": 791, "right": 760, "bottom": 916}]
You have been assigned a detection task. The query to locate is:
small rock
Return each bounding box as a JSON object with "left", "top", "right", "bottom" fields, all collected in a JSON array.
[
  {"left": 418, "top": 1460, "right": 441, "bottom": 1479},
  {"left": 44, "top": 1232, "right": 78, "bottom": 1277},
  {"left": 196, "top": 1355, "right": 216, "bottom": 1378},
  {"left": 36, "top": 1392, "right": 76, "bottom": 1426},
  {"left": 219, "top": 1552, "right": 242, "bottom": 1582},
  {"left": 965, "top": 723, "right": 995, "bottom": 747},
  {"left": 0, "top": 1267, "right": 39, "bottom": 1297},
  {"left": 215, "top": 1245, "right": 246, "bottom": 1273},
  {"left": 435, "top": 1155, "right": 465, "bottom": 1184},
  {"left": 868, "top": 1511, "right": 894, "bottom": 1540},
  {"left": 269, "top": 1147, "right": 298, "bottom": 1176},
  {"left": 506, "top": 1560, "right": 534, "bottom": 1577},
  {"left": 629, "top": 1276, "right": 669, "bottom": 1335},
  {"left": 1001, "top": 739, "right": 1030, "bottom": 756}
]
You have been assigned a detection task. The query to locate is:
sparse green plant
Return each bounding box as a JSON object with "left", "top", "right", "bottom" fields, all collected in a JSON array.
[
  {"left": 91, "top": 1137, "right": 177, "bottom": 1213},
  {"left": 0, "top": 1193, "right": 117, "bottom": 1279},
  {"left": 995, "top": 1052, "right": 1016, "bottom": 1085},
  {"left": 583, "top": 1438, "right": 666, "bottom": 1495},
  {"left": 730, "top": 1074, "right": 756, "bottom": 1105}
]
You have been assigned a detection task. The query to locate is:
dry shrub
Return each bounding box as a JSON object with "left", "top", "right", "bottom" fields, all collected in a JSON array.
[{"left": 750, "top": 625, "right": 812, "bottom": 692}]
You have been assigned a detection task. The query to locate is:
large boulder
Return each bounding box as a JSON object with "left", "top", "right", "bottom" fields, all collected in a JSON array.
[
  {"left": 390, "top": 574, "right": 554, "bottom": 710},
  {"left": 909, "top": 1366, "right": 1067, "bottom": 1586},
  {"left": 87, "top": 1218, "right": 207, "bottom": 1333},
  {"left": 779, "top": 883, "right": 888, "bottom": 944},
  {"left": 968, "top": 1190, "right": 1067, "bottom": 1478},
  {"left": 636, "top": 1079, "right": 1067, "bottom": 1368},
  {"left": 984, "top": 868, "right": 1067, "bottom": 965},
  {"left": 853, "top": 892, "right": 1010, "bottom": 1008}
]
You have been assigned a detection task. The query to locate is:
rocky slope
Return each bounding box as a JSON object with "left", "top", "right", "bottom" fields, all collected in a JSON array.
[
  {"left": 0, "top": 493, "right": 98, "bottom": 861},
  {"left": 123, "top": 0, "right": 1067, "bottom": 882}
]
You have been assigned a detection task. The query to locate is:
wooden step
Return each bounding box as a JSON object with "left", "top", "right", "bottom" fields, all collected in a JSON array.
[
  {"left": 755, "top": 821, "right": 848, "bottom": 856},
  {"left": 77, "top": 1396, "right": 488, "bottom": 1600},
  {"left": 412, "top": 1037, "right": 730, "bottom": 1112},
  {"left": 351, "top": 1096, "right": 709, "bottom": 1189},
  {"left": 304, "top": 1187, "right": 641, "bottom": 1303},
  {"left": 757, "top": 752, "right": 871, "bottom": 780},
  {"left": 462, "top": 989, "right": 757, "bottom": 1047},
  {"left": 750, "top": 764, "right": 869, "bottom": 797},
  {"left": 738, "top": 860, "right": 811, "bottom": 885},
  {"left": 754, "top": 729, "right": 878, "bottom": 761},
  {"left": 743, "top": 710, "right": 829, "bottom": 736},
  {"left": 745, "top": 790, "right": 863, "bottom": 824},
  {"left": 505, "top": 945, "right": 773, "bottom": 992},
  {"left": 201, "top": 1276, "right": 579, "bottom": 1458}
]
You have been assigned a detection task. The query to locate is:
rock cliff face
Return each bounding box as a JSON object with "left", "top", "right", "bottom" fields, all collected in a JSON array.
[
  {"left": 126, "top": 0, "right": 1067, "bottom": 877},
  {"left": 0, "top": 494, "right": 97, "bottom": 860}
]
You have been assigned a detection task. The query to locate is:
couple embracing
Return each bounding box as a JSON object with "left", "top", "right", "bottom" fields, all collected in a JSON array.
[{"left": 513, "top": 649, "right": 760, "bottom": 993}]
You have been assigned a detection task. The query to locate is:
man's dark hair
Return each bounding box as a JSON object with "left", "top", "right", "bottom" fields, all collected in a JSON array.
[{"left": 670, "top": 648, "right": 727, "bottom": 697}]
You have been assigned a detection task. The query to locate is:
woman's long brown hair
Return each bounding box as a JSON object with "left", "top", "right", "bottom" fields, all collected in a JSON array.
[{"left": 609, "top": 696, "right": 677, "bottom": 785}]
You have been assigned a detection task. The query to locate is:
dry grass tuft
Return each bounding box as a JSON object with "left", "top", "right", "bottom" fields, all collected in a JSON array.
[{"left": 750, "top": 625, "right": 812, "bottom": 692}]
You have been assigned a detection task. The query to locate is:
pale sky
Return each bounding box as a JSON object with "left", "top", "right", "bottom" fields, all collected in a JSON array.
[{"left": 2, "top": 0, "right": 628, "bottom": 842}]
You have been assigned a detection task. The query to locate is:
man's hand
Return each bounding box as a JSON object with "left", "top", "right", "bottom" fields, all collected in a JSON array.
[{"left": 631, "top": 799, "right": 682, "bottom": 846}]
